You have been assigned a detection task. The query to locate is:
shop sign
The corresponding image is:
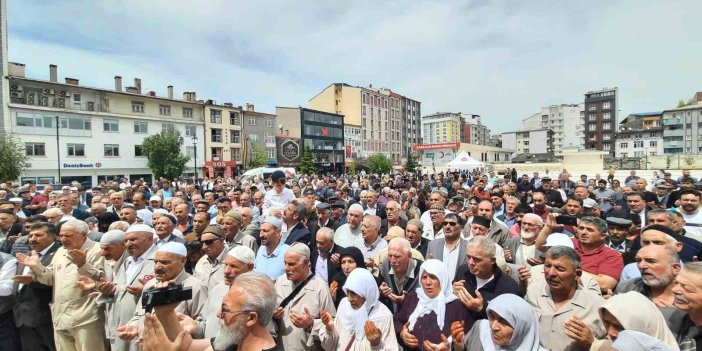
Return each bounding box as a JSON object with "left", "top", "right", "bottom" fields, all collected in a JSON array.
[
  {"left": 63, "top": 162, "right": 102, "bottom": 168},
  {"left": 276, "top": 137, "right": 302, "bottom": 167},
  {"left": 205, "top": 161, "right": 236, "bottom": 168}
]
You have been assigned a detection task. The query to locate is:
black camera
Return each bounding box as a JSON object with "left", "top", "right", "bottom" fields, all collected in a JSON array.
[{"left": 142, "top": 283, "right": 192, "bottom": 313}]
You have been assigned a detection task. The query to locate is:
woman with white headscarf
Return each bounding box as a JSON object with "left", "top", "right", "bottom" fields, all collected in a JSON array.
[
  {"left": 456, "top": 293, "right": 547, "bottom": 351},
  {"left": 590, "top": 291, "right": 680, "bottom": 351},
  {"left": 313, "top": 268, "right": 397, "bottom": 350},
  {"left": 612, "top": 330, "right": 676, "bottom": 351},
  {"left": 394, "top": 259, "right": 472, "bottom": 351}
]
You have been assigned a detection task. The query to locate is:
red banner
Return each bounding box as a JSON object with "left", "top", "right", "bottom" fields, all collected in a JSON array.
[
  {"left": 204, "top": 160, "right": 236, "bottom": 168},
  {"left": 345, "top": 146, "right": 351, "bottom": 157},
  {"left": 413, "top": 142, "right": 460, "bottom": 151}
]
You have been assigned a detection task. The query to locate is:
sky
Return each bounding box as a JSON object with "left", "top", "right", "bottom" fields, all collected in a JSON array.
[{"left": 7, "top": 0, "right": 702, "bottom": 133}]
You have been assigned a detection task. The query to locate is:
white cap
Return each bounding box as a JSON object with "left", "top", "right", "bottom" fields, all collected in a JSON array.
[
  {"left": 544, "top": 233, "right": 574, "bottom": 249},
  {"left": 582, "top": 198, "right": 598, "bottom": 209},
  {"left": 153, "top": 208, "right": 168, "bottom": 214},
  {"left": 349, "top": 203, "right": 364, "bottom": 214},
  {"left": 156, "top": 242, "right": 187, "bottom": 257},
  {"left": 286, "top": 242, "right": 310, "bottom": 258},
  {"left": 100, "top": 230, "right": 126, "bottom": 245},
  {"left": 149, "top": 195, "right": 162, "bottom": 202},
  {"left": 522, "top": 213, "right": 544, "bottom": 225},
  {"left": 227, "top": 246, "right": 255, "bottom": 264},
  {"left": 125, "top": 224, "right": 156, "bottom": 236},
  {"left": 262, "top": 216, "right": 283, "bottom": 229},
  {"left": 8, "top": 197, "right": 22, "bottom": 203}
]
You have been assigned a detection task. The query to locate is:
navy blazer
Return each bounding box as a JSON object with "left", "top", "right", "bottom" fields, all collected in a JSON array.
[{"left": 284, "top": 222, "right": 310, "bottom": 246}]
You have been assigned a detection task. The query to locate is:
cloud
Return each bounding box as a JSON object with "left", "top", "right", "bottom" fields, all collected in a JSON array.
[{"left": 8, "top": 0, "right": 702, "bottom": 133}]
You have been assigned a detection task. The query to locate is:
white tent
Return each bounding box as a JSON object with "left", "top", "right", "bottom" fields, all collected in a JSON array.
[{"left": 445, "top": 150, "right": 484, "bottom": 170}]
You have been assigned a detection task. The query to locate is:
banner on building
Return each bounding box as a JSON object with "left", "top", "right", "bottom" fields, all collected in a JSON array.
[
  {"left": 421, "top": 148, "right": 456, "bottom": 166},
  {"left": 276, "top": 137, "right": 302, "bottom": 167}
]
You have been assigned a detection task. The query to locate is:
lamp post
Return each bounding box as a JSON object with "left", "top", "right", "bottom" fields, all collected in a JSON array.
[
  {"left": 192, "top": 135, "right": 198, "bottom": 180},
  {"left": 55, "top": 115, "right": 61, "bottom": 183}
]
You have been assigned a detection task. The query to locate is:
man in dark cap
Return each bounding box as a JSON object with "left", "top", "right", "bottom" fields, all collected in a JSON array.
[
  {"left": 193, "top": 225, "right": 228, "bottom": 290},
  {"left": 307, "top": 202, "right": 340, "bottom": 248},
  {"left": 605, "top": 217, "right": 636, "bottom": 264},
  {"left": 330, "top": 201, "right": 346, "bottom": 224}
]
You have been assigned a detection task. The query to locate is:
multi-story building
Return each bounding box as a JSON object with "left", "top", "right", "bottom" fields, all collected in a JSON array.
[
  {"left": 615, "top": 112, "right": 663, "bottom": 158},
  {"left": 584, "top": 87, "right": 618, "bottom": 154},
  {"left": 662, "top": 103, "right": 702, "bottom": 154},
  {"left": 242, "top": 104, "right": 277, "bottom": 166},
  {"left": 522, "top": 104, "right": 585, "bottom": 155},
  {"left": 501, "top": 128, "right": 555, "bottom": 156},
  {"left": 421, "top": 112, "right": 462, "bottom": 143},
  {"left": 204, "top": 101, "right": 243, "bottom": 177},
  {"left": 462, "top": 114, "right": 490, "bottom": 145},
  {"left": 276, "top": 107, "right": 345, "bottom": 174},
  {"left": 6, "top": 62, "right": 205, "bottom": 186},
  {"left": 308, "top": 83, "right": 420, "bottom": 163}
]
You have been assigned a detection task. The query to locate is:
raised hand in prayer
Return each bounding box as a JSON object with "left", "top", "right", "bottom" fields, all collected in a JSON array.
[
  {"left": 365, "top": 321, "right": 382, "bottom": 347},
  {"left": 330, "top": 281, "right": 339, "bottom": 301},
  {"left": 142, "top": 313, "right": 190, "bottom": 351},
  {"left": 401, "top": 321, "right": 419, "bottom": 348},
  {"left": 330, "top": 253, "right": 340, "bottom": 265},
  {"left": 456, "top": 286, "right": 484, "bottom": 312},
  {"left": 75, "top": 276, "right": 97, "bottom": 291},
  {"left": 176, "top": 313, "right": 197, "bottom": 334},
  {"left": 116, "top": 324, "right": 139, "bottom": 341},
  {"left": 16, "top": 251, "right": 41, "bottom": 269},
  {"left": 504, "top": 249, "right": 513, "bottom": 263},
  {"left": 423, "top": 334, "right": 450, "bottom": 351},
  {"left": 526, "top": 256, "right": 544, "bottom": 266},
  {"left": 452, "top": 280, "right": 465, "bottom": 295},
  {"left": 387, "top": 291, "right": 406, "bottom": 304},
  {"left": 379, "top": 282, "right": 392, "bottom": 297},
  {"left": 67, "top": 249, "right": 88, "bottom": 267},
  {"left": 97, "top": 278, "right": 117, "bottom": 295},
  {"left": 273, "top": 307, "right": 284, "bottom": 320},
  {"left": 564, "top": 315, "right": 594, "bottom": 348},
  {"left": 451, "top": 320, "right": 466, "bottom": 350},
  {"left": 320, "top": 309, "right": 334, "bottom": 331},
  {"left": 290, "top": 307, "right": 314, "bottom": 330},
  {"left": 517, "top": 265, "right": 531, "bottom": 287},
  {"left": 12, "top": 275, "right": 33, "bottom": 284}
]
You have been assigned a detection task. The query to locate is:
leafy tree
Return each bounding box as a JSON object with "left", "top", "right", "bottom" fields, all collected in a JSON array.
[
  {"left": 299, "top": 145, "right": 315, "bottom": 175},
  {"left": 0, "top": 135, "right": 28, "bottom": 182},
  {"left": 142, "top": 130, "right": 190, "bottom": 180},
  {"left": 684, "top": 155, "right": 696, "bottom": 167},
  {"left": 404, "top": 152, "right": 419, "bottom": 174},
  {"left": 367, "top": 154, "right": 393, "bottom": 174},
  {"left": 248, "top": 143, "right": 268, "bottom": 169}
]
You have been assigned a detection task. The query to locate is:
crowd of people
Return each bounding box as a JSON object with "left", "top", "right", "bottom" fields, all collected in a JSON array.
[{"left": 0, "top": 167, "right": 701, "bottom": 350}]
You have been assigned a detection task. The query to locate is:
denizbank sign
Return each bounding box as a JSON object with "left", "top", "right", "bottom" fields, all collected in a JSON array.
[{"left": 63, "top": 162, "right": 102, "bottom": 169}]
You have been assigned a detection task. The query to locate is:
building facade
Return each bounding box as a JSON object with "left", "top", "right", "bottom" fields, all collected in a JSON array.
[
  {"left": 308, "top": 83, "right": 420, "bottom": 163},
  {"left": 522, "top": 104, "right": 585, "bottom": 155},
  {"left": 421, "top": 112, "right": 462, "bottom": 144},
  {"left": 204, "top": 101, "right": 243, "bottom": 178},
  {"left": 662, "top": 104, "right": 702, "bottom": 154},
  {"left": 584, "top": 87, "right": 618, "bottom": 154},
  {"left": 276, "top": 107, "right": 345, "bottom": 174},
  {"left": 242, "top": 104, "right": 277, "bottom": 167},
  {"left": 615, "top": 112, "right": 663, "bottom": 158},
  {"left": 501, "top": 128, "right": 555, "bottom": 156},
  {"left": 7, "top": 62, "right": 205, "bottom": 186},
  {"left": 462, "top": 114, "right": 491, "bottom": 145}
]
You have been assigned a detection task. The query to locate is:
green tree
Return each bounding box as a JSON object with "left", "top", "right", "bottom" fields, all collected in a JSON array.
[
  {"left": 299, "top": 145, "right": 316, "bottom": 175},
  {"left": 684, "top": 155, "right": 696, "bottom": 167},
  {"left": 248, "top": 143, "right": 268, "bottom": 169},
  {"left": 0, "top": 135, "right": 28, "bottom": 182},
  {"left": 367, "top": 154, "right": 393, "bottom": 174},
  {"left": 142, "top": 130, "right": 190, "bottom": 180},
  {"left": 404, "top": 152, "right": 418, "bottom": 174}
]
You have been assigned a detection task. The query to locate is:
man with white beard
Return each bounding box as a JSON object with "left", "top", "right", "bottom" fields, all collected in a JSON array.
[
  {"left": 503, "top": 213, "right": 544, "bottom": 267},
  {"left": 140, "top": 271, "right": 277, "bottom": 351}
]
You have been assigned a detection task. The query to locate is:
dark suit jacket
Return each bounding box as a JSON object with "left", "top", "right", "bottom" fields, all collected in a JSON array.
[
  {"left": 284, "top": 222, "right": 311, "bottom": 246},
  {"left": 310, "top": 244, "right": 343, "bottom": 285},
  {"left": 413, "top": 237, "right": 430, "bottom": 259},
  {"left": 363, "top": 203, "right": 387, "bottom": 220},
  {"left": 453, "top": 263, "right": 524, "bottom": 320},
  {"left": 13, "top": 242, "right": 60, "bottom": 328},
  {"left": 71, "top": 208, "right": 91, "bottom": 221},
  {"left": 0, "top": 223, "right": 24, "bottom": 253},
  {"left": 307, "top": 219, "right": 341, "bottom": 248},
  {"left": 426, "top": 238, "right": 468, "bottom": 279},
  {"left": 379, "top": 218, "right": 408, "bottom": 238}
]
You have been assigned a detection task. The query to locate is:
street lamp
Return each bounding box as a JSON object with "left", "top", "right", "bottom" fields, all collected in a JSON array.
[
  {"left": 192, "top": 135, "right": 198, "bottom": 180},
  {"left": 55, "top": 115, "right": 61, "bottom": 183}
]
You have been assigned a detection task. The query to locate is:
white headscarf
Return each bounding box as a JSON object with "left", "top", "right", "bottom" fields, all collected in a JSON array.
[
  {"left": 339, "top": 268, "right": 391, "bottom": 340},
  {"left": 407, "top": 259, "right": 457, "bottom": 331},
  {"left": 612, "top": 330, "right": 676, "bottom": 351},
  {"left": 478, "top": 293, "right": 547, "bottom": 351}
]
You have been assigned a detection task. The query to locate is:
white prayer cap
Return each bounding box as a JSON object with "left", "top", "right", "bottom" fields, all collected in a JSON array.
[
  {"left": 262, "top": 216, "right": 283, "bottom": 229},
  {"left": 150, "top": 195, "right": 162, "bottom": 202},
  {"left": 348, "top": 204, "right": 364, "bottom": 214},
  {"left": 153, "top": 208, "right": 168, "bottom": 214},
  {"left": 125, "top": 223, "right": 156, "bottom": 236},
  {"left": 522, "top": 213, "right": 544, "bottom": 225},
  {"left": 100, "top": 230, "right": 125, "bottom": 245},
  {"left": 286, "top": 242, "right": 310, "bottom": 258},
  {"left": 227, "top": 246, "right": 255, "bottom": 264},
  {"left": 156, "top": 242, "right": 187, "bottom": 257},
  {"left": 544, "top": 233, "right": 574, "bottom": 249},
  {"left": 8, "top": 197, "right": 22, "bottom": 203}
]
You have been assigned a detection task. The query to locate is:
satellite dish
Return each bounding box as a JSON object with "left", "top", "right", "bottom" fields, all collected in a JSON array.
[{"left": 278, "top": 124, "right": 283, "bottom": 130}]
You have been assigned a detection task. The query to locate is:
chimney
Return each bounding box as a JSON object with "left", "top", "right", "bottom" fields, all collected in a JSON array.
[
  {"left": 167, "top": 85, "right": 173, "bottom": 99},
  {"left": 134, "top": 78, "right": 142, "bottom": 94},
  {"left": 114, "top": 76, "right": 122, "bottom": 91},
  {"left": 8, "top": 62, "right": 26, "bottom": 77},
  {"left": 147, "top": 91, "right": 156, "bottom": 97},
  {"left": 65, "top": 77, "right": 79, "bottom": 85},
  {"left": 246, "top": 103, "right": 254, "bottom": 111},
  {"left": 190, "top": 91, "right": 196, "bottom": 102},
  {"left": 49, "top": 64, "right": 57, "bottom": 82},
  {"left": 183, "top": 92, "right": 189, "bottom": 101}
]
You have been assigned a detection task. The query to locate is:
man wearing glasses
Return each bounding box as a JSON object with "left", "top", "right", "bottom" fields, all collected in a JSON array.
[
  {"left": 427, "top": 213, "right": 468, "bottom": 282},
  {"left": 504, "top": 213, "right": 545, "bottom": 267},
  {"left": 193, "top": 225, "right": 227, "bottom": 291}
]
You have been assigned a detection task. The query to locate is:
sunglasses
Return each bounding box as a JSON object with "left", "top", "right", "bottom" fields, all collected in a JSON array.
[
  {"left": 442, "top": 221, "right": 458, "bottom": 227},
  {"left": 201, "top": 238, "right": 221, "bottom": 246}
]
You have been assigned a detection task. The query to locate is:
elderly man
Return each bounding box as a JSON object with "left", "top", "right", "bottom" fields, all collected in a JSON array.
[
  {"left": 107, "top": 191, "right": 126, "bottom": 215},
  {"left": 427, "top": 213, "right": 468, "bottom": 282},
  {"left": 363, "top": 189, "right": 386, "bottom": 219},
  {"left": 378, "top": 237, "right": 422, "bottom": 314},
  {"left": 334, "top": 204, "right": 364, "bottom": 248},
  {"left": 461, "top": 200, "right": 509, "bottom": 247},
  {"left": 254, "top": 217, "right": 290, "bottom": 279},
  {"left": 379, "top": 200, "right": 407, "bottom": 238},
  {"left": 238, "top": 207, "right": 261, "bottom": 243},
  {"left": 353, "top": 215, "right": 387, "bottom": 268},
  {"left": 307, "top": 203, "right": 341, "bottom": 248},
  {"left": 222, "top": 210, "right": 258, "bottom": 252},
  {"left": 56, "top": 194, "right": 89, "bottom": 221},
  {"left": 193, "top": 225, "right": 227, "bottom": 291},
  {"left": 153, "top": 214, "right": 186, "bottom": 247},
  {"left": 526, "top": 246, "right": 606, "bottom": 351},
  {"left": 406, "top": 219, "right": 429, "bottom": 258},
  {"left": 273, "top": 243, "right": 336, "bottom": 350},
  {"left": 117, "top": 242, "right": 207, "bottom": 343},
  {"left": 669, "top": 262, "right": 702, "bottom": 349},
  {"left": 452, "top": 236, "right": 523, "bottom": 320},
  {"left": 504, "top": 213, "right": 544, "bottom": 267},
  {"left": 119, "top": 204, "right": 139, "bottom": 225},
  {"left": 283, "top": 200, "right": 310, "bottom": 246},
  {"left": 604, "top": 217, "right": 636, "bottom": 264},
  {"left": 310, "top": 227, "right": 342, "bottom": 285},
  {"left": 12, "top": 222, "right": 61, "bottom": 351},
  {"left": 423, "top": 203, "right": 446, "bottom": 240},
  {"left": 496, "top": 196, "right": 521, "bottom": 229},
  {"left": 17, "top": 220, "right": 106, "bottom": 351}
]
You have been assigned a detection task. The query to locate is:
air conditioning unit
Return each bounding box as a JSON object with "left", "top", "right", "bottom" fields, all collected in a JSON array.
[
  {"left": 87, "top": 102, "right": 94, "bottom": 111},
  {"left": 27, "top": 93, "right": 36, "bottom": 105},
  {"left": 58, "top": 98, "right": 66, "bottom": 108},
  {"left": 59, "top": 90, "right": 70, "bottom": 97},
  {"left": 10, "top": 85, "right": 22, "bottom": 91},
  {"left": 10, "top": 92, "right": 21, "bottom": 98},
  {"left": 43, "top": 88, "right": 55, "bottom": 95}
]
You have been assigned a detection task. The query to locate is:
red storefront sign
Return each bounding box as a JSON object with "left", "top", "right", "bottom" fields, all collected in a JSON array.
[{"left": 205, "top": 160, "right": 237, "bottom": 168}]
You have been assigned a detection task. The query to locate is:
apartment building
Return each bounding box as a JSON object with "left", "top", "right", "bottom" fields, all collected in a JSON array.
[
  {"left": 501, "top": 128, "right": 555, "bottom": 156},
  {"left": 615, "top": 112, "right": 663, "bottom": 158},
  {"left": 242, "top": 104, "right": 277, "bottom": 166},
  {"left": 662, "top": 104, "right": 702, "bottom": 154},
  {"left": 522, "top": 104, "right": 584, "bottom": 155},
  {"left": 204, "top": 101, "right": 243, "bottom": 177},
  {"left": 584, "top": 87, "right": 618, "bottom": 154},
  {"left": 421, "top": 112, "right": 462, "bottom": 143}
]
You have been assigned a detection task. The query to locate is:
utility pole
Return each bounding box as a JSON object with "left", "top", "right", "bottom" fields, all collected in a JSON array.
[{"left": 55, "top": 115, "right": 61, "bottom": 183}]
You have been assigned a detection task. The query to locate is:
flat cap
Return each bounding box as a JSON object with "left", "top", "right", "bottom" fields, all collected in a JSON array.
[
  {"left": 203, "top": 225, "right": 225, "bottom": 238},
  {"left": 331, "top": 201, "right": 345, "bottom": 209},
  {"left": 606, "top": 217, "right": 632, "bottom": 228},
  {"left": 316, "top": 203, "right": 331, "bottom": 211},
  {"left": 472, "top": 215, "right": 491, "bottom": 228},
  {"left": 224, "top": 210, "right": 242, "bottom": 222},
  {"left": 582, "top": 198, "right": 599, "bottom": 209}
]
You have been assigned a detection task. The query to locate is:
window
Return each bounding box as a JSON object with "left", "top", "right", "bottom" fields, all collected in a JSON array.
[
  {"left": 603, "top": 122, "right": 611, "bottom": 130},
  {"left": 267, "top": 147, "right": 275, "bottom": 158},
  {"left": 134, "top": 121, "right": 148, "bottom": 133},
  {"left": 58, "top": 116, "right": 91, "bottom": 130},
  {"left": 588, "top": 114, "right": 596, "bottom": 121},
  {"left": 229, "top": 112, "right": 240, "bottom": 125},
  {"left": 73, "top": 93, "right": 81, "bottom": 102},
  {"left": 523, "top": 148, "right": 530, "bottom": 154},
  {"left": 159, "top": 105, "right": 171, "bottom": 116},
  {"left": 231, "top": 148, "right": 241, "bottom": 161},
  {"left": 603, "top": 101, "right": 611, "bottom": 109},
  {"left": 210, "top": 110, "right": 222, "bottom": 124},
  {"left": 620, "top": 142, "right": 628, "bottom": 148},
  {"left": 634, "top": 141, "right": 644, "bottom": 148},
  {"left": 523, "top": 141, "right": 530, "bottom": 145},
  {"left": 230, "top": 130, "right": 240, "bottom": 143},
  {"left": 266, "top": 119, "right": 273, "bottom": 128},
  {"left": 67, "top": 143, "right": 85, "bottom": 156},
  {"left": 104, "top": 144, "right": 120, "bottom": 157},
  {"left": 248, "top": 117, "right": 256, "bottom": 126},
  {"left": 134, "top": 145, "right": 144, "bottom": 157},
  {"left": 185, "top": 125, "right": 196, "bottom": 137},
  {"left": 25, "top": 143, "right": 45, "bottom": 156},
  {"left": 183, "top": 108, "right": 193, "bottom": 118},
  {"left": 103, "top": 119, "right": 119, "bottom": 132},
  {"left": 162, "top": 123, "right": 175, "bottom": 133},
  {"left": 603, "top": 112, "right": 611, "bottom": 120},
  {"left": 211, "top": 147, "right": 223, "bottom": 160},
  {"left": 186, "top": 146, "right": 195, "bottom": 158},
  {"left": 132, "top": 101, "right": 144, "bottom": 113},
  {"left": 211, "top": 129, "right": 222, "bottom": 143},
  {"left": 603, "top": 134, "right": 611, "bottom": 140},
  {"left": 650, "top": 141, "right": 657, "bottom": 147},
  {"left": 602, "top": 144, "right": 611, "bottom": 151},
  {"left": 249, "top": 134, "right": 259, "bottom": 142}
]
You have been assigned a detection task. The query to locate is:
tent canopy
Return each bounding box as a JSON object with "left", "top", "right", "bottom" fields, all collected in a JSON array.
[{"left": 445, "top": 150, "right": 484, "bottom": 170}]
